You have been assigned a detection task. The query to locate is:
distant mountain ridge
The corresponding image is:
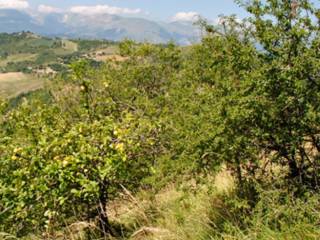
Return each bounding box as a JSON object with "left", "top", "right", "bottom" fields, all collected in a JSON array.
[{"left": 0, "top": 9, "right": 200, "bottom": 45}]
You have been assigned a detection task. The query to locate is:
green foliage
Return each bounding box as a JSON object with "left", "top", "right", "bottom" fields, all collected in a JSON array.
[
  {"left": 0, "top": 32, "right": 56, "bottom": 56},
  {"left": 191, "top": 0, "right": 320, "bottom": 193},
  {"left": 4, "top": 61, "right": 33, "bottom": 73},
  {"left": 208, "top": 188, "right": 320, "bottom": 240},
  {"left": 0, "top": 54, "right": 166, "bottom": 235},
  {"left": 0, "top": 33, "right": 117, "bottom": 74},
  {"left": 0, "top": 0, "right": 320, "bottom": 238},
  {"left": 241, "top": 0, "right": 320, "bottom": 187},
  {"left": 35, "top": 50, "right": 57, "bottom": 64},
  {"left": 74, "top": 39, "right": 114, "bottom": 52},
  {"left": 6, "top": 89, "right": 52, "bottom": 111}
]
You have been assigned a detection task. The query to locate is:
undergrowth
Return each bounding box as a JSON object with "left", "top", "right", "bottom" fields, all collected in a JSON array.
[{"left": 13, "top": 172, "right": 320, "bottom": 240}]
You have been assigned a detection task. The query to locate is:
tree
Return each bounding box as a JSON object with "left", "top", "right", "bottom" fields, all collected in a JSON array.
[
  {"left": 242, "top": 0, "right": 320, "bottom": 188},
  {"left": 194, "top": 0, "right": 320, "bottom": 191},
  {"left": 0, "top": 60, "right": 158, "bottom": 236}
]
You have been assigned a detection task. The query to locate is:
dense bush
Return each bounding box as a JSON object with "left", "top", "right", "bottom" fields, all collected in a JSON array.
[
  {"left": 0, "top": 0, "right": 319, "bottom": 238},
  {"left": 189, "top": 0, "right": 320, "bottom": 193},
  {"left": 0, "top": 43, "right": 180, "bottom": 236}
]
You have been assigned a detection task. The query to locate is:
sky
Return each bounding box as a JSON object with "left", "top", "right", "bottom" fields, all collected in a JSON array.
[{"left": 0, "top": 0, "right": 249, "bottom": 22}]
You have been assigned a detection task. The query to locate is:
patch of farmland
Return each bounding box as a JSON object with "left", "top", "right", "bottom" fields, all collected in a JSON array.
[{"left": 0, "top": 72, "right": 45, "bottom": 98}]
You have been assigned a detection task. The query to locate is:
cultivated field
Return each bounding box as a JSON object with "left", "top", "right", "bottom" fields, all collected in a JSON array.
[
  {"left": 0, "top": 72, "right": 45, "bottom": 98},
  {"left": 54, "top": 40, "right": 79, "bottom": 55},
  {"left": 89, "top": 46, "right": 119, "bottom": 61}
]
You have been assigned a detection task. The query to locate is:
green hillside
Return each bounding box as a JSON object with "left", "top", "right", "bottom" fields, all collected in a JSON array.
[
  {"left": 0, "top": 32, "right": 117, "bottom": 73},
  {"left": 0, "top": 1, "right": 320, "bottom": 240},
  {"left": 0, "top": 32, "right": 117, "bottom": 97}
]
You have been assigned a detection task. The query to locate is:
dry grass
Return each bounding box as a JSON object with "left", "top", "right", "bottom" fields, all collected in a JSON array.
[
  {"left": 7, "top": 169, "right": 320, "bottom": 240},
  {"left": 0, "top": 232, "right": 19, "bottom": 240},
  {"left": 214, "top": 167, "right": 234, "bottom": 193},
  {"left": 88, "top": 46, "right": 129, "bottom": 62},
  {"left": 0, "top": 72, "right": 45, "bottom": 98},
  {"left": 62, "top": 40, "right": 78, "bottom": 52},
  {"left": 106, "top": 171, "right": 235, "bottom": 240},
  {"left": 95, "top": 54, "right": 128, "bottom": 62},
  {"left": 0, "top": 72, "right": 27, "bottom": 82}
]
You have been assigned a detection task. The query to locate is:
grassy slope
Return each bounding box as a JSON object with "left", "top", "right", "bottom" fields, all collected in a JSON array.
[
  {"left": 107, "top": 172, "right": 320, "bottom": 240},
  {"left": 0, "top": 34, "right": 117, "bottom": 98},
  {"left": 0, "top": 34, "right": 79, "bottom": 68},
  {"left": 53, "top": 40, "right": 78, "bottom": 55},
  {"left": 0, "top": 72, "right": 45, "bottom": 98},
  {"left": 0, "top": 53, "right": 37, "bottom": 67},
  {"left": 17, "top": 169, "right": 320, "bottom": 240}
]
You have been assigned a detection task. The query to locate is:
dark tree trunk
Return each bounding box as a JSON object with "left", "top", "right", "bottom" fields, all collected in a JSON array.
[
  {"left": 98, "top": 180, "right": 115, "bottom": 238},
  {"left": 288, "top": 157, "right": 300, "bottom": 181},
  {"left": 235, "top": 156, "right": 243, "bottom": 188}
]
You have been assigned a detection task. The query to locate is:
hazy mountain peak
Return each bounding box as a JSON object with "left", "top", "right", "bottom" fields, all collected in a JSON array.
[{"left": 0, "top": 9, "right": 200, "bottom": 44}]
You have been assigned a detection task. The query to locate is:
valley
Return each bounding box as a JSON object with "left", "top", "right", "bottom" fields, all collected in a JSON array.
[{"left": 0, "top": 32, "right": 118, "bottom": 97}]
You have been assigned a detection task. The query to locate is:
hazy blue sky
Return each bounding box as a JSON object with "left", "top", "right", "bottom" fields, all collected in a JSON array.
[{"left": 2, "top": 0, "right": 249, "bottom": 21}]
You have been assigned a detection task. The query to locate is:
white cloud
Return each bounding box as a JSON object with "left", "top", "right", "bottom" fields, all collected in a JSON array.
[
  {"left": 70, "top": 5, "right": 141, "bottom": 16},
  {"left": 0, "top": 0, "right": 29, "bottom": 10},
  {"left": 38, "top": 5, "right": 62, "bottom": 14},
  {"left": 171, "top": 12, "right": 199, "bottom": 22}
]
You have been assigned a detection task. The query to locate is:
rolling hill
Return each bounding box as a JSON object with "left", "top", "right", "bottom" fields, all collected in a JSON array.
[{"left": 0, "top": 32, "right": 117, "bottom": 97}]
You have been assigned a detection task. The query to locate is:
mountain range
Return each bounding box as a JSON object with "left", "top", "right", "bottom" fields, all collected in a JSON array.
[{"left": 0, "top": 9, "right": 200, "bottom": 44}]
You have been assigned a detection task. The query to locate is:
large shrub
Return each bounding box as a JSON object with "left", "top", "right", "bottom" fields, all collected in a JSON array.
[{"left": 189, "top": 0, "right": 320, "bottom": 192}]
